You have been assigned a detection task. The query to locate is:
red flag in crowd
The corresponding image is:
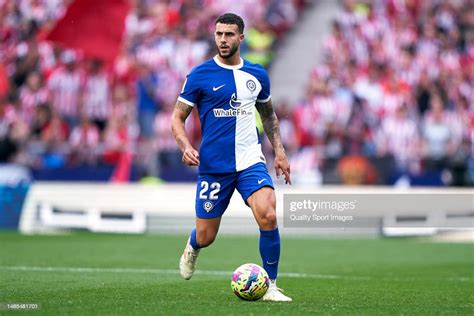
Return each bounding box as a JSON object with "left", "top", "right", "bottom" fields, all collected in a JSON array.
[
  {"left": 0, "top": 64, "right": 8, "bottom": 98},
  {"left": 110, "top": 152, "right": 133, "bottom": 183},
  {"left": 45, "top": 0, "right": 130, "bottom": 62}
]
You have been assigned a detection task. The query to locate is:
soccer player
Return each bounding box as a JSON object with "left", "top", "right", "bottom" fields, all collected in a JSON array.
[{"left": 171, "top": 13, "right": 292, "bottom": 302}]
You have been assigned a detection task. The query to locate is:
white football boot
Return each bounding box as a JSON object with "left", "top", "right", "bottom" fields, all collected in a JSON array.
[
  {"left": 262, "top": 281, "right": 292, "bottom": 302},
  {"left": 179, "top": 238, "right": 200, "bottom": 280}
]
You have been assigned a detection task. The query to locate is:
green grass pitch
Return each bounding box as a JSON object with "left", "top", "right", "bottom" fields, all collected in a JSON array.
[{"left": 0, "top": 231, "right": 473, "bottom": 315}]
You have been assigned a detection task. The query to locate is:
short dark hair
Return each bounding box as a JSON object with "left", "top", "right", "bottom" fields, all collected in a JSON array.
[{"left": 215, "top": 13, "right": 244, "bottom": 34}]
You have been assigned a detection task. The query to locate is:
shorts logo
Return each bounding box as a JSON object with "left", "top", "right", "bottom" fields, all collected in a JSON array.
[
  {"left": 203, "top": 201, "right": 214, "bottom": 212},
  {"left": 246, "top": 80, "right": 256, "bottom": 91}
]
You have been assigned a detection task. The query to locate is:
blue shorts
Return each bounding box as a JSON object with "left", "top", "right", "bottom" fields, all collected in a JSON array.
[{"left": 195, "top": 162, "right": 274, "bottom": 219}]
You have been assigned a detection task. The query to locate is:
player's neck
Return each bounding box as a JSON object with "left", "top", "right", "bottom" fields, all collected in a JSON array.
[{"left": 216, "top": 53, "right": 241, "bottom": 67}]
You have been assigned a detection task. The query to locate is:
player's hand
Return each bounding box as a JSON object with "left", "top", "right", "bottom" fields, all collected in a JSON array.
[
  {"left": 182, "top": 147, "right": 200, "bottom": 166},
  {"left": 274, "top": 151, "right": 291, "bottom": 185}
]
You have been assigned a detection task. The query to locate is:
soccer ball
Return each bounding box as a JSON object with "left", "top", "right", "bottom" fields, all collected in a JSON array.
[{"left": 231, "top": 263, "right": 270, "bottom": 301}]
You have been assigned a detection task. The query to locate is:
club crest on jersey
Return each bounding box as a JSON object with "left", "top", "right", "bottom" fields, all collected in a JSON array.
[
  {"left": 246, "top": 80, "right": 256, "bottom": 91},
  {"left": 203, "top": 201, "right": 214, "bottom": 212}
]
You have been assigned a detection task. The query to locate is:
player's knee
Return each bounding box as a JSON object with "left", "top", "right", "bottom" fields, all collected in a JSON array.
[
  {"left": 196, "top": 229, "right": 217, "bottom": 248},
  {"left": 258, "top": 210, "right": 277, "bottom": 230},
  {"left": 253, "top": 191, "right": 275, "bottom": 210}
]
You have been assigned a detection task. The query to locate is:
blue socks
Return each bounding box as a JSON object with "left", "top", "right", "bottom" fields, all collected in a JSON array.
[
  {"left": 190, "top": 226, "right": 280, "bottom": 281},
  {"left": 189, "top": 228, "right": 201, "bottom": 250},
  {"left": 259, "top": 227, "right": 280, "bottom": 280}
]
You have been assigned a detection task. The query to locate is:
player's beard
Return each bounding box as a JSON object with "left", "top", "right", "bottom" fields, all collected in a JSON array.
[{"left": 218, "top": 43, "right": 239, "bottom": 60}]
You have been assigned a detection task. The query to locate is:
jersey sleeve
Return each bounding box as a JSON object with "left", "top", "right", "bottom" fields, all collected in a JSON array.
[
  {"left": 178, "top": 70, "right": 200, "bottom": 107},
  {"left": 256, "top": 67, "right": 271, "bottom": 103}
]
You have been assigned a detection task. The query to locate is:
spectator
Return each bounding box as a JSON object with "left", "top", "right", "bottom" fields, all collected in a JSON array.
[
  {"left": 41, "top": 111, "right": 69, "bottom": 145},
  {"left": 421, "top": 95, "right": 454, "bottom": 166},
  {"left": 377, "top": 105, "right": 420, "bottom": 174},
  {"left": 18, "top": 71, "right": 49, "bottom": 124},
  {"left": 343, "top": 99, "right": 376, "bottom": 157},
  {"left": 244, "top": 20, "right": 275, "bottom": 67},
  {"left": 111, "top": 84, "right": 135, "bottom": 124},
  {"left": 29, "top": 102, "right": 51, "bottom": 138},
  {"left": 0, "top": 134, "right": 32, "bottom": 186},
  {"left": 0, "top": 97, "right": 16, "bottom": 139},
  {"left": 81, "top": 59, "right": 109, "bottom": 132},
  {"left": 154, "top": 102, "right": 182, "bottom": 170},
  {"left": 136, "top": 62, "right": 159, "bottom": 140},
  {"left": 69, "top": 114, "right": 100, "bottom": 165},
  {"left": 47, "top": 50, "right": 82, "bottom": 128},
  {"left": 102, "top": 113, "right": 135, "bottom": 166}
]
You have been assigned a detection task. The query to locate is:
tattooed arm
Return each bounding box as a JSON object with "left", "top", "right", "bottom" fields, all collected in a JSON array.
[
  {"left": 256, "top": 99, "right": 291, "bottom": 184},
  {"left": 171, "top": 101, "right": 199, "bottom": 166}
]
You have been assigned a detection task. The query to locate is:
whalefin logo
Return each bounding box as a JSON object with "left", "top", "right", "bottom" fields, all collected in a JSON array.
[
  {"left": 229, "top": 93, "right": 242, "bottom": 109},
  {"left": 212, "top": 93, "right": 253, "bottom": 117}
]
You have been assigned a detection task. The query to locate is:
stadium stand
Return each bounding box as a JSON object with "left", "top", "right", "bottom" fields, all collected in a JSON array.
[
  {"left": 0, "top": 0, "right": 472, "bottom": 186},
  {"left": 0, "top": 0, "right": 305, "bottom": 182},
  {"left": 282, "top": 0, "right": 473, "bottom": 186}
]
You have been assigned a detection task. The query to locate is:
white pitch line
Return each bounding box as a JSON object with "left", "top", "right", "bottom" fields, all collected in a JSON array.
[
  {"left": 0, "top": 266, "right": 471, "bottom": 282},
  {"left": 0, "top": 265, "right": 355, "bottom": 280}
]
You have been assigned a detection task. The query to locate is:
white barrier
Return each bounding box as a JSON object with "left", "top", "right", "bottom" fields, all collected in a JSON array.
[
  {"left": 19, "top": 182, "right": 474, "bottom": 236},
  {"left": 38, "top": 203, "right": 146, "bottom": 233}
]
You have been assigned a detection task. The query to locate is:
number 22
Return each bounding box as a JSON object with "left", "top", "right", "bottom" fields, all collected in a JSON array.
[{"left": 199, "top": 181, "right": 220, "bottom": 200}]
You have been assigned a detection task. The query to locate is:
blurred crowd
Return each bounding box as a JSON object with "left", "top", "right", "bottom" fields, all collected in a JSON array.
[
  {"left": 1, "top": 0, "right": 472, "bottom": 186},
  {"left": 0, "top": 0, "right": 303, "bottom": 181},
  {"left": 276, "top": 0, "right": 473, "bottom": 186}
]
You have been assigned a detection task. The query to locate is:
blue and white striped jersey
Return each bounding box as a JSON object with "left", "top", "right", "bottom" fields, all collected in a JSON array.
[{"left": 178, "top": 56, "right": 271, "bottom": 174}]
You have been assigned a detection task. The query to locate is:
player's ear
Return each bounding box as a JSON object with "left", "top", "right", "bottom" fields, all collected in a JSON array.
[{"left": 239, "top": 33, "right": 245, "bottom": 42}]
